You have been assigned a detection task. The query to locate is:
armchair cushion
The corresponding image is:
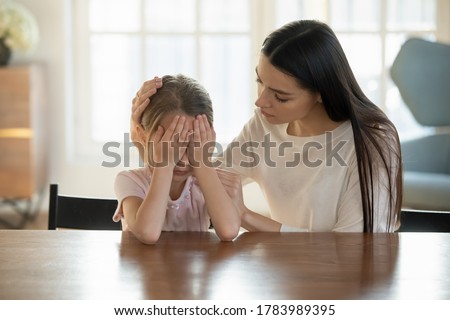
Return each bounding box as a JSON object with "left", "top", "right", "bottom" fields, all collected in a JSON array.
[
  {"left": 401, "top": 134, "right": 450, "bottom": 174},
  {"left": 390, "top": 38, "right": 450, "bottom": 126},
  {"left": 403, "top": 171, "right": 450, "bottom": 210}
]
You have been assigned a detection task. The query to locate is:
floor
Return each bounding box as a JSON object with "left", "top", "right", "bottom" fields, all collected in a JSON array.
[
  {"left": 0, "top": 211, "right": 48, "bottom": 230},
  {"left": 24, "top": 211, "right": 48, "bottom": 229},
  {"left": 0, "top": 195, "right": 49, "bottom": 230}
]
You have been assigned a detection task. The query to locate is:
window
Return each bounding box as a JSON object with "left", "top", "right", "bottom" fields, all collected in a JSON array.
[
  {"left": 71, "top": 0, "right": 443, "bottom": 163},
  {"left": 275, "top": 0, "right": 439, "bottom": 140},
  {"left": 72, "top": 0, "right": 252, "bottom": 162}
]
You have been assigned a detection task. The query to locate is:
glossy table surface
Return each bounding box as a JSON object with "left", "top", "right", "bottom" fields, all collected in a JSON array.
[{"left": 0, "top": 230, "right": 449, "bottom": 300}]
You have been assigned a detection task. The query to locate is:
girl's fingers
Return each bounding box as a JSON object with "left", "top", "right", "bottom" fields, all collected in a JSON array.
[
  {"left": 193, "top": 117, "right": 200, "bottom": 142},
  {"left": 173, "top": 116, "right": 186, "bottom": 141},
  {"left": 197, "top": 115, "right": 207, "bottom": 141},
  {"left": 179, "top": 125, "right": 191, "bottom": 145},
  {"left": 162, "top": 115, "right": 180, "bottom": 140},
  {"left": 152, "top": 125, "right": 164, "bottom": 144},
  {"left": 201, "top": 114, "right": 210, "bottom": 129},
  {"left": 178, "top": 126, "right": 191, "bottom": 162},
  {"left": 211, "top": 126, "right": 216, "bottom": 142},
  {"left": 163, "top": 115, "right": 186, "bottom": 142},
  {"left": 202, "top": 114, "right": 215, "bottom": 141}
]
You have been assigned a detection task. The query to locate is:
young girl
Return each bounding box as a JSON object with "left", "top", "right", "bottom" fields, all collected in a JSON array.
[
  {"left": 113, "top": 74, "right": 241, "bottom": 244},
  {"left": 131, "top": 20, "right": 403, "bottom": 233}
]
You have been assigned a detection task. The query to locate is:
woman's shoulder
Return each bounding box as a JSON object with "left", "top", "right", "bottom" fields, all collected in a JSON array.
[{"left": 332, "top": 120, "right": 353, "bottom": 139}]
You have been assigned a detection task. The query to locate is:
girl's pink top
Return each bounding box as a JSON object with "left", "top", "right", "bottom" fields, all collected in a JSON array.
[{"left": 113, "top": 167, "right": 210, "bottom": 231}]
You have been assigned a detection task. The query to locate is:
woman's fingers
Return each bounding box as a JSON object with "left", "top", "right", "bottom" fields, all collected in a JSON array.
[
  {"left": 131, "top": 77, "right": 162, "bottom": 124},
  {"left": 131, "top": 98, "right": 150, "bottom": 124},
  {"left": 216, "top": 168, "right": 241, "bottom": 186},
  {"left": 139, "top": 77, "right": 162, "bottom": 97},
  {"left": 215, "top": 169, "right": 244, "bottom": 205},
  {"left": 130, "top": 78, "right": 161, "bottom": 145}
]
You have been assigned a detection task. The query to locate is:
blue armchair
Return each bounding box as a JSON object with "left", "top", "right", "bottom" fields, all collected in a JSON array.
[{"left": 390, "top": 38, "right": 450, "bottom": 210}]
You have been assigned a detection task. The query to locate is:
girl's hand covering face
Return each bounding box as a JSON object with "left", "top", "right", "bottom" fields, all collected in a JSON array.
[
  {"left": 190, "top": 114, "right": 216, "bottom": 169},
  {"left": 148, "top": 115, "right": 190, "bottom": 169}
]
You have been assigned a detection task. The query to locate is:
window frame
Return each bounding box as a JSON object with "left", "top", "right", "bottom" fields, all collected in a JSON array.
[{"left": 69, "top": 0, "right": 449, "bottom": 163}]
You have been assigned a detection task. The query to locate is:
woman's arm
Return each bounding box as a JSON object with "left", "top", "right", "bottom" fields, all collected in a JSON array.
[
  {"left": 214, "top": 166, "right": 282, "bottom": 232},
  {"left": 130, "top": 77, "right": 162, "bottom": 147},
  {"left": 191, "top": 115, "right": 241, "bottom": 241},
  {"left": 240, "top": 208, "right": 281, "bottom": 232}
]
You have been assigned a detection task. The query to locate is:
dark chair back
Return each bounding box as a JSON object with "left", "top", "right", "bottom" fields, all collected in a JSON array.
[
  {"left": 48, "top": 184, "right": 122, "bottom": 230},
  {"left": 398, "top": 209, "right": 450, "bottom": 232}
]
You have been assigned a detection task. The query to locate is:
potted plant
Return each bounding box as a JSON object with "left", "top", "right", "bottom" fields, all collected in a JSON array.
[{"left": 0, "top": 0, "right": 39, "bottom": 65}]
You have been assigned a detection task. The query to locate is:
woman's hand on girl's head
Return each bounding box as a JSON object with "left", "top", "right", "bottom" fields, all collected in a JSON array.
[
  {"left": 130, "top": 77, "right": 163, "bottom": 144},
  {"left": 191, "top": 114, "right": 216, "bottom": 170}
]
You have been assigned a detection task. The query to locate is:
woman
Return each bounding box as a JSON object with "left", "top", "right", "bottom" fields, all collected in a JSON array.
[{"left": 131, "top": 20, "right": 403, "bottom": 233}]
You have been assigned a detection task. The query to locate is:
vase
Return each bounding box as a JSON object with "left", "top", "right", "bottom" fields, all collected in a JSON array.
[{"left": 0, "top": 38, "right": 12, "bottom": 66}]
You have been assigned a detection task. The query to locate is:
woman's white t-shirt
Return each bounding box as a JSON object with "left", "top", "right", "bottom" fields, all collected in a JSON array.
[{"left": 220, "top": 109, "right": 393, "bottom": 232}]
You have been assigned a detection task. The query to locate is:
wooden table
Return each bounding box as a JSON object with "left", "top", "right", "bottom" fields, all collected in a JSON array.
[{"left": 0, "top": 230, "right": 449, "bottom": 300}]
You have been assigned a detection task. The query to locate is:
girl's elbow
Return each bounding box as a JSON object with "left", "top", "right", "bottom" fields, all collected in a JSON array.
[
  {"left": 139, "top": 235, "right": 160, "bottom": 245},
  {"left": 133, "top": 229, "right": 161, "bottom": 245},
  {"left": 216, "top": 224, "right": 240, "bottom": 242},
  {"left": 217, "top": 231, "right": 238, "bottom": 242}
]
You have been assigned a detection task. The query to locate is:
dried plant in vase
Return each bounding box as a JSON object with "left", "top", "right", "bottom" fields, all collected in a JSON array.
[{"left": 0, "top": 0, "right": 39, "bottom": 65}]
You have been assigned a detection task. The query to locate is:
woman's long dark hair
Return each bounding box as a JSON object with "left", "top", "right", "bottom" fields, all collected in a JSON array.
[{"left": 261, "top": 20, "right": 402, "bottom": 232}]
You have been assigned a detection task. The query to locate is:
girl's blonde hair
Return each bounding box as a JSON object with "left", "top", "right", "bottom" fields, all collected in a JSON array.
[{"left": 141, "top": 74, "right": 213, "bottom": 134}]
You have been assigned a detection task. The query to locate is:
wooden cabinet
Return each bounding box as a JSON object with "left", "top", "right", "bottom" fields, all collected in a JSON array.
[{"left": 0, "top": 65, "right": 47, "bottom": 199}]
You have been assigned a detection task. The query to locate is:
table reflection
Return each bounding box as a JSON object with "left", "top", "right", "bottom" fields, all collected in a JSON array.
[
  {"left": 119, "top": 231, "right": 237, "bottom": 299},
  {"left": 2, "top": 230, "right": 450, "bottom": 300},
  {"left": 119, "top": 232, "right": 399, "bottom": 299}
]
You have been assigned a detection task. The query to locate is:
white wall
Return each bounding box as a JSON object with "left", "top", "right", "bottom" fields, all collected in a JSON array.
[
  {"left": 11, "top": 0, "right": 450, "bottom": 215},
  {"left": 12, "top": 0, "right": 120, "bottom": 197},
  {"left": 19, "top": 1, "right": 450, "bottom": 214}
]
